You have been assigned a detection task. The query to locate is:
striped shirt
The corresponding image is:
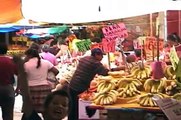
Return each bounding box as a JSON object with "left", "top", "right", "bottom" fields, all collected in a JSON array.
[{"left": 69, "top": 56, "right": 109, "bottom": 92}]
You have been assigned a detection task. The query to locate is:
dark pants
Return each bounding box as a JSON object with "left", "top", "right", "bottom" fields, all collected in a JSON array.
[
  {"left": 68, "top": 87, "right": 82, "bottom": 120},
  {"left": 0, "top": 85, "right": 15, "bottom": 120}
]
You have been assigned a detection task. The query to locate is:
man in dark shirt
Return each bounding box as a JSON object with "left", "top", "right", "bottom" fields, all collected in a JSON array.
[
  {"left": 0, "top": 43, "right": 18, "bottom": 120},
  {"left": 68, "top": 48, "right": 109, "bottom": 120}
]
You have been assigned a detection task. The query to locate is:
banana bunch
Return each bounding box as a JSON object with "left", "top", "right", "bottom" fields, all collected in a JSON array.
[
  {"left": 118, "top": 77, "right": 142, "bottom": 88},
  {"left": 165, "top": 81, "right": 178, "bottom": 96},
  {"left": 173, "top": 93, "right": 181, "bottom": 101},
  {"left": 93, "top": 90, "right": 118, "bottom": 105},
  {"left": 129, "top": 65, "right": 151, "bottom": 80},
  {"left": 117, "top": 78, "right": 142, "bottom": 98},
  {"left": 164, "top": 66, "right": 176, "bottom": 80},
  {"left": 144, "top": 78, "right": 167, "bottom": 93},
  {"left": 138, "top": 93, "right": 164, "bottom": 107},
  {"left": 97, "top": 79, "right": 116, "bottom": 93}
]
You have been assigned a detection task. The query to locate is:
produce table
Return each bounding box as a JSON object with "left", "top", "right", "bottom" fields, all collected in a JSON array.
[{"left": 87, "top": 98, "right": 168, "bottom": 120}]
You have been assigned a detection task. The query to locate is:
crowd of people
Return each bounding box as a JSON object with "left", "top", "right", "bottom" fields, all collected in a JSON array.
[{"left": 0, "top": 32, "right": 181, "bottom": 120}]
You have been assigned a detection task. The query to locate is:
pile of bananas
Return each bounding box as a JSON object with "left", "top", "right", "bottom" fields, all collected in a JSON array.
[
  {"left": 164, "top": 65, "right": 176, "bottom": 80},
  {"left": 165, "top": 81, "right": 178, "bottom": 96},
  {"left": 93, "top": 90, "right": 118, "bottom": 105},
  {"left": 129, "top": 65, "right": 151, "bottom": 80},
  {"left": 138, "top": 93, "right": 165, "bottom": 107},
  {"left": 97, "top": 79, "right": 116, "bottom": 93},
  {"left": 144, "top": 78, "right": 167, "bottom": 93},
  {"left": 172, "top": 93, "right": 181, "bottom": 101},
  {"left": 117, "top": 78, "right": 142, "bottom": 98}
]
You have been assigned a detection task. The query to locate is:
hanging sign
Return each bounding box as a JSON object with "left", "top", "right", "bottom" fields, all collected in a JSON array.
[
  {"left": 75, "top": 39, "right": 91, "bottom": 52},
  {"left": 170, "top": 46, "right": 179, "bottom": 70},
  {"left": 90, "top": 38, "right": 116, "bottom": 53},
  {"left": 136, "top": 36, "right": 164, "bottom": 50},
  {"left": 102, "top": 23, "right": 128, "bottom": 41}
]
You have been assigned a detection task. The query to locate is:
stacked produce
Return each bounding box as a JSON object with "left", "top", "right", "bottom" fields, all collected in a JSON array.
[
  {"left": 92, "top": 76, "right": 119, "bottom": 105},
  {"left": 143, "top": 78, "right": 167, "bottom": 93},
  {"left": 93, "top": 90, "right": 118, "bottom": 105},
  {"left": 164, "top": 65, "right": 176, "bottom": 80},
  {"left": 128, "top": 64, "right": 151, "bottom": 80},
  {"left": 138, "top": 93, "right": 165, "bottom": 107},
  {"left": 117, "top": 78, "right": 142, "bottom": 98}
]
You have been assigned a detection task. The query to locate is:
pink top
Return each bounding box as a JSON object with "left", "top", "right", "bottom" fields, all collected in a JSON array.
[
  {"left": 39, "top": 52, "right": 58, "bottom": 66},
  {"left": 24, "top": 58, "right": 53, "bottom": 86}
]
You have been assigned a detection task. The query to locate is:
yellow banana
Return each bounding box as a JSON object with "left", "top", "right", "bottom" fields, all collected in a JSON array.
[
  {"left": 148, "top": 97, "right": 154, "bottom": 107},
  {"left": 99, "top": 96, "right": 105, "bottom": 105},
  {"left": 144, "top": 79, "right": 153, "bottom": 92},
  {"left": 130, "top": 82, "right": 137, "bottom": 91},
  {"left": 94, "top": 94, "right": 104, "bottom": 105},
  {"left": 97, "top": 82, "right": 105, "bottom": 92},
  {"left": 166, "top": 66, "right": 174, "bottom": 78},
  {"left": 143, "top": 97, "right": 150, "bottom": 106},
  {"left": 139, "top": 97, "right": 147, "bottom": 105}
]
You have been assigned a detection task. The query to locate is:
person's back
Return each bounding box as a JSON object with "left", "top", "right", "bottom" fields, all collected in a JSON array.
[
  {"left": 24, "top": 58, "right": 53, "bottom": 86},
  {"left": 0, "top": 43, "right": 17, "bottom": 120},
  {"left": 69, "top": 56, "right": 108, "bottom": 92},
  {"left": 40, "top": 44, "right": 58, "bottom": 66}
]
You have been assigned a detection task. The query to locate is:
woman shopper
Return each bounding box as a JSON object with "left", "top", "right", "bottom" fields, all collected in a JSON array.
[
  {"left": 13, "top": 56, "right": 69, "bottom": 120},
  {"left": 23, "top": 48, "right": 59, "bottom": 114},
  {"left": 0, "top": 43, "right": 19, "bottom": 120}
]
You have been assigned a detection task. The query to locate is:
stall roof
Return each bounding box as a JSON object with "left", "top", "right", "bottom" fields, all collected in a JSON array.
[
  {"left": 21, "top": 0, "right": 181, "bottom": 24},
  {"left": 1, "top": 0, "right": 181, "bottom": 24}
]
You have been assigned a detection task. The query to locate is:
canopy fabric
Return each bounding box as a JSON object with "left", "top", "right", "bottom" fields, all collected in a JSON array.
[
  {"left": 21, "top": 0, "right": 181, "bottom": 24},
  {"left": 0, "top": 0, "right": 23, "bottom": 24},
  {"left": 1, "top": 0, "right": 181, "bottom": 24}
]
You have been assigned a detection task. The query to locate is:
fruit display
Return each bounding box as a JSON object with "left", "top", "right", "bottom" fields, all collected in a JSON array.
[
  {"left": 117, "top": 78, "right": 142, "bottom": 97},
  {"left": 143, "top": 78, "right": 167, "bottom": 93},
  {"left": 165, "top": 81, "right": 178, "bottom": 96},
  {"left": 93, "top": 90, "right": 118, "bottom": 105},
  {"left": 128, "top": 64, "right": 151, "bottom": 80},
  {"left": 172, "top": 93, "right": 181, "bottom": 101},
  {"left": 97, "top": 79, "right": 116, "bottom": 93},
  {"left": 138, "top": 93, "right": 165, "bottom": 107},
  {"left": 164, "top": 65, "right": 176, "bottom": 80}
]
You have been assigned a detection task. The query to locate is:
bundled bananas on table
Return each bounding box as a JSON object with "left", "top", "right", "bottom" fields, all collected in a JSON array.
[
  {"left": 144, "top": 78, "right": 167, "bottom": 93},
  {"left": 165, "top": 81, "right": 178, "bottom": 96},
  {"left": 172, "top": 93, "right": 181, "bottom": 101},
  {"left": 128, "top": 65, "right": 151, "bottom": 80},
  {"left": 117, "top": 78, "right": 142, "bottom": 98},
  {"left": 138, "top": 93, "right": 165, "bottom": 107},
  {"left": 93, "top": 90, "right": 118, "bottom": 105},
  {"left": 97, "top": 79, "right": 116, "bottom": 93},
  {"left": 164, "top": 65, "right": 176, "bottom": 80}
]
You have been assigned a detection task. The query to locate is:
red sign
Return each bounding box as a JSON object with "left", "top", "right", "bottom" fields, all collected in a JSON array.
[
  {"left": 91, "top": 38, "right": 116, "bottom": 53},
  {"left": 102, "top": 23, "right": 128, "bottom": 41},
  {"left": 135, "top": 36, "right": 164, "bottom": 51},
  {"left": 145, "top": 37, "right": 164, "bottom": 51}
]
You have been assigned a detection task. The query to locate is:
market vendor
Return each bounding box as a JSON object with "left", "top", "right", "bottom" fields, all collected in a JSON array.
[{"left": 67, "top": 48, "right": 109, "bottom": 120}]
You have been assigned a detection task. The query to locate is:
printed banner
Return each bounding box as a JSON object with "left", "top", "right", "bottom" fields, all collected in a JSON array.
[{"left": 102, "top": 23, "right": 128, "bottom": 41}]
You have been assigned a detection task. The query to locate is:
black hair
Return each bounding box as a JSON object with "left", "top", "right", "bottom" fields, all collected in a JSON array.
[
  {"left": 167, "top": 33, "right": 181, "bottom": 43},
  {"left": 25, "top": 48, "right": 41, "bottom": 68},
  {"left": 91, "top": 48, "right": 103, "bottom": 56},
  {"left": 43, "top": 90, "right": 69, "bottom": 109},
  {"left": 0, "top": 43, "right": 8, "bottom": 54},
  {"left": 50, "top": 40, "right": 57, "bottom": 47}
]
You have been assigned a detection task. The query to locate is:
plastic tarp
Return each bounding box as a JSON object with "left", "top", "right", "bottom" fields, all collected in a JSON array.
[
  {"left": 21, "top": 0, "right": 181, "bottom": 24},
  {"left": 0, "top": 0, "right": 23, "bottom": 24}
]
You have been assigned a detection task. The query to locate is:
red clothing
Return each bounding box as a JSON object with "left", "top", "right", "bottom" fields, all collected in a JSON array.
[{"left": 0, "top": 56, "right": 17, "bottom": 85}]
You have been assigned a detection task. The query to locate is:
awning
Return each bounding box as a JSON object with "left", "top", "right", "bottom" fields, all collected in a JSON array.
[{"left": 0, "top": 0, "right": 23, "bottom": 24}]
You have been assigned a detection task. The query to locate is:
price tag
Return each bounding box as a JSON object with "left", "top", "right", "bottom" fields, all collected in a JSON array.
[
  {"left": 169, "top": 46, "right": 179, "bottom": 70},
  {"left": 75, "top": 39, "right": 91, "bottom": 52}
]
